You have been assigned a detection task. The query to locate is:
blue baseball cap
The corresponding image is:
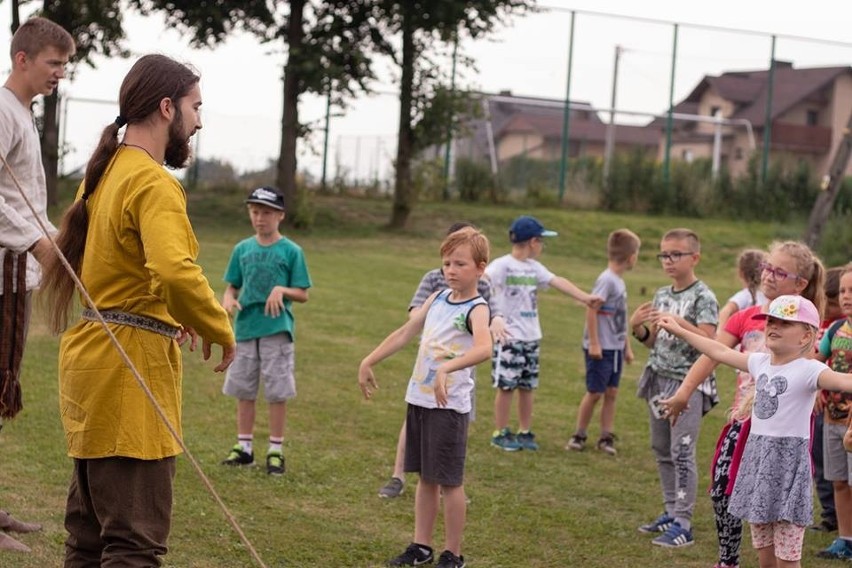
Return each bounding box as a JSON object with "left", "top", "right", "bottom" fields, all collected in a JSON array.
[
  {"left": 509, "top": 216, "right": 558, "bottom": 243},
  {"left": 245, "top": 186, "right": 285, "bottom": 211}
]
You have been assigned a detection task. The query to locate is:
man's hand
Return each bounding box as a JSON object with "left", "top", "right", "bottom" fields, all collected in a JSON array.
[{"left": 203, "top": 340, "right": 235, "bottom": 372}]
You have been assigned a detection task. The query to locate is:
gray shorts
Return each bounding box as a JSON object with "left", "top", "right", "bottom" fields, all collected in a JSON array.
[
  {"left": 823, "top": 421, "right": 852, "bottom": 482},
  {"left": 223, "top": 333, "right": 296, "bottom": 403}
]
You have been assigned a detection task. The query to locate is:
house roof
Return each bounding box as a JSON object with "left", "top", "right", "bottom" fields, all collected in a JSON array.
[
  {"left": 497, "top": 112, "right": 657, "bottom": 145},
  {"left": 680, "top": 63, "right": 852, "bottom": 126}
]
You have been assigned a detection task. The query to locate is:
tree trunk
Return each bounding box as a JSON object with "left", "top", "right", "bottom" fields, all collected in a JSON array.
[
  {"left": 804, "top": 108, "right": 852, "bottom": 248},
  {"left": 11, "top": 0, "right": 21, "bottom": 32},
  {"left": 389, "top": 0, "right": 414, "bottom": 229},
  {"left": 41, "top": 92, "right": 60, "bottom": 206},
  {"left": 275, "top": 0, "right": 305, "bottom": 217}
]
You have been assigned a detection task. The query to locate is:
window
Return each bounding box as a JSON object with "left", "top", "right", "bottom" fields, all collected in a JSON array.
[
  {"left": 682, "top": 149, "right": 694, "bottom": 163},
  {"left": 806, "top": 109, "right": 819, "bottom": 126},
  {"left": 710, "top": 105, "right": 721, "bottom": 117},
  {"left": 734, "top": 147, "right": 744, "bottom": 160}
]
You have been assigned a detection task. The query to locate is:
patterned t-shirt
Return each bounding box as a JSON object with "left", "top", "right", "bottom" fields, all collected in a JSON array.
[
  {"left": 746, "top": 353, "right": 826, "bottom": 438},
  {"left": 819, "top": 318, "right": 852, "bottom": 423},
  {"left": 583, "top": 268, "right": 627, "bottom": 350},
  {"left": 485, "top": 254, "right": 555, "bottom": 342},
  {"left": 646, "top": 279, "right": 719, "bottom": 380},
  {"left": 405, "top": 289, "right": 488, "bottom": 413},
  {"left": 224, "top": 236, "right": 312, "bottom": 342}
]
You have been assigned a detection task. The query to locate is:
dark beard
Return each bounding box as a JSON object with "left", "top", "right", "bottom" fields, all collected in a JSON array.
[{"left": 164, "top": 108, "right": 192, "bottom": 169}]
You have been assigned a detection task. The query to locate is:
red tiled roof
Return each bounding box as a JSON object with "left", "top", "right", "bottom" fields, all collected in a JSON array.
[
  {"left": 497, "top": 110, "right": 657, "bottom": 146},
  {"left": 682, "top": 64, "right": 851, "bottom": 126}
]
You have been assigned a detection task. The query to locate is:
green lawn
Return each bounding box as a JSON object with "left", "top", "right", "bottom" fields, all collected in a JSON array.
[{"left": 0, "top": 195, "right": 842, "bottom": 567}]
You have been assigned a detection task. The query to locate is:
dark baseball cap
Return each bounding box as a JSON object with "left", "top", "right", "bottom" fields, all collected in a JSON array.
[
  {"left": 509, "top": 215, "right": 558, "bottom": 243},
  {"left": 245, "top": 186, "right": 285, "bottom": 211}
]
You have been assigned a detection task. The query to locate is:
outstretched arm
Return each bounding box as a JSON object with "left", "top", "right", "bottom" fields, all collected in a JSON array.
[
  {"left": 657, "top": 316, "right": 749, "bottom": 372},
  {"left": 550, "top": 276, "right": 604, "bottom": 309},
  {"left": 359, "top": 292, "right": 436, "bottom": 399}
]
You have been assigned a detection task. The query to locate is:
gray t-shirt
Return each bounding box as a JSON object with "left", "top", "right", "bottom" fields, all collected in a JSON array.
[
  {"left": 583, "top": 268, "right": 627, "bottom": 350},
  {"left": 646, "top": 279, "right": 718, "bottom": 380}
]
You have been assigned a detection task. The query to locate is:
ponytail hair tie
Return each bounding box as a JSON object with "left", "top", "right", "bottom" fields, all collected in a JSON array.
[{"left": 114, "top": 115, "right": 127, "bottom": 127}]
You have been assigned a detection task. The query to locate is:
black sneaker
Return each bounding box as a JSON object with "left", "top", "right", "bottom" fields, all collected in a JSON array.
[
  {"left": 597, "top": 433, "right": 617, "bottom": 456},
  {"left": 221, "top": 444, "right": 254, "bottom": 466},
  {"left": 387, "top": 543, "right": 434, "bottom": 566},
  {"left": 379, "top": 477, "right": 404, "bottom": 498},
  {"left": 266, "top": 451, "right": 285, "bottom": 476},
  {"left": 810, "top": 518, "right": 838, "bottom": 532},
  {"left": 565, "top": 433, "right": 586, "bottom": 451},
  {"left": 435, "top": 550, "right": 465, "bottom": 568}
]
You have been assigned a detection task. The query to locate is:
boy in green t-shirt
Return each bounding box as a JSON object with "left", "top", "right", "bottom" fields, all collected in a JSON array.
[{"left": 220, "top": 187, "right": 312, "bottom": 475}]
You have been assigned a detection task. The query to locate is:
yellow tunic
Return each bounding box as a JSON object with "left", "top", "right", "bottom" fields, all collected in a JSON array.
[{"left": 59, "top": 146, "right": 234, "bottom": 460}]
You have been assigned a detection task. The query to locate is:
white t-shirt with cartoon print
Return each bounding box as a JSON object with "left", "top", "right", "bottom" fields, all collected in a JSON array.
[{"left": 485, "top": 254, "right": 555, "bottom": 342}]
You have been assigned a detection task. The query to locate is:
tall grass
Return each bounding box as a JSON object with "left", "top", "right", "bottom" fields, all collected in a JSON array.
[{"left": 0, "top": 196, "right": 841, "bottom": 567}]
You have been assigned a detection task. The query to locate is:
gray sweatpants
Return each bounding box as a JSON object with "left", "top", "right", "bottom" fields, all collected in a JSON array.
[{"left": 640, "top": 368, "right": 704, "bottom": 523}]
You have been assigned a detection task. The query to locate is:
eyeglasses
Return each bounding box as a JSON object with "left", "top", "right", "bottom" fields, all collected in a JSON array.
[
  {"left": 656, "top": 251, "right": 693, "bottom": 263},
  {"left": 760, "top": 262, "right": 801, "bottom": 281}
]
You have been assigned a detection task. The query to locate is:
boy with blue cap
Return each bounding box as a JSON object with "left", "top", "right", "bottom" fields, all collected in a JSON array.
[{"left": 487, "top": 215, "right": 602, "bottom": 451}]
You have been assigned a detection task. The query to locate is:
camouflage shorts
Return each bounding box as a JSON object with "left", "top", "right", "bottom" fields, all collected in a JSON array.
[{"left": 492, "top": 340, "right": 540, "bottom": 391}]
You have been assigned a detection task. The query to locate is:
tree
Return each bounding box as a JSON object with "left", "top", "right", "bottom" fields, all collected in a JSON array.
[
  {"left": 131, "top": 0, "right": 377, "bottom": 220},
  {"left": 372, "top": 0, "right": 534, "bottom": 229}
]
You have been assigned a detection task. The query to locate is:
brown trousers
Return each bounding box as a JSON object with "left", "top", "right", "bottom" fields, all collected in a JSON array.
[{"left": 64, "top": 456, "right": 176, "bottom": 567}]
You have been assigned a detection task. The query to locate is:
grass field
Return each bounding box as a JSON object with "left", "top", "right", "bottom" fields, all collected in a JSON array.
[{"left": 0, "top": 195, "right": 843, "bottom": 567}]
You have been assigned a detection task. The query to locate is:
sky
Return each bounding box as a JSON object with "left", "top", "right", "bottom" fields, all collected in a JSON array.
[{"left": 2, "top": 1, "right": 852, "bottom": 182}]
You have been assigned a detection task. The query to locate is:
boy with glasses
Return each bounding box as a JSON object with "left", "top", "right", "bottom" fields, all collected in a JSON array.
[{"left": 630, "top": 228, "right": 719, "bottom": 548}]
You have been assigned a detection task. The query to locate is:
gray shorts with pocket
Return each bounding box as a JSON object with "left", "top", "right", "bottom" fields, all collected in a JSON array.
[
  {"left": 223, "top": 333, "right": 296, "bottom": 403},
  {"left": 823, "top": 421, "right": 852, "bottom": 482}
]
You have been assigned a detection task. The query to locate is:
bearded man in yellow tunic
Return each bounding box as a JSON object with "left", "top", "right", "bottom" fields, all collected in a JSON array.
[{"left": 41, "top": 54, "right": 235, "bottom": 567}]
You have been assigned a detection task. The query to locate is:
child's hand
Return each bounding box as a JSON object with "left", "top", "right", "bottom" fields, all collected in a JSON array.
[
  {"left": 625, "top": 346, "right": 635, "bottom": 364},
  {"left": 490, "top": 316, "right": 510, "bottom": 345},
  {"left": 660, "top": 391, "right": 689, "bottom": 424},
  {"left": 434, "top": 369, "right": 449, "bottom": 407},
  {"left": 265, "top": 286, "right": 286, "bottom": 317},
  {"left": 656, "top": 316, "right": 682, "bottom": 335},
  {"left": 358, "top": 363, "right": 378, "bottom": 400},
  {"left": 588, "top": 343, "right": 603, "bottom": 360},
  {"left": 630, "top": 302, "right": 658, "bottom": 327},
  {"left": 222, "top": 295, "right": 241, "bottom": 315},
  {"left": 844, "top": 419, "right": 852, "bottom": 453},
  {"left": 585, "top": 294, "right": 605, "bottom": 310}
]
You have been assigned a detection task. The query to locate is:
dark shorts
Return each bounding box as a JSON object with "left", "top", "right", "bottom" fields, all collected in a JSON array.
[
  {"left": 583, "top": 349, "right": 623, "bottom": 393},
  {"left": 404, "top": 404, "right": 469, "bottom": 487}
]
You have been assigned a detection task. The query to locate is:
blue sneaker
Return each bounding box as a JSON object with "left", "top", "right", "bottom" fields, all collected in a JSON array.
[
  {"left": 516, "top": 431, "right": 539, "bottom": 451},
  {"left": 651, "top": 522, "right": 694, "bottom": 548},
  {"left": 816, "top": 537, "right": 852, "bottom": 559},
  {"left": 491, "top": 428, "right": 523, "bottom": 451},
  {"left": 638, "top": 513, "right": 674, "bottom": 534}
]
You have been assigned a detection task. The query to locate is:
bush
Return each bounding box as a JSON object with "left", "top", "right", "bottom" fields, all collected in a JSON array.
[{"left": 455, "top": 158, "right": 494, "bottom": 202}]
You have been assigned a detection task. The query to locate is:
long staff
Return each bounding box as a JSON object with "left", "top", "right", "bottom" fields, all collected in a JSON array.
[{"left": 0, "top": 153, "right": 269, "bottom": 568}]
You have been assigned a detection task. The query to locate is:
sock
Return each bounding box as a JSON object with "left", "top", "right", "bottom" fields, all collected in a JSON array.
[
  {"left": 674, "top": 517, "right": 691, "bottom": 531},
  {"left": 268, "top": 437, "right": 283, "bottom": 454},
  {"left": 518, "top": 429, "right": 530, "bottom": 435},
  {"left": 841, "top": 536, "right": 852, "bottom": 543},
  {"left": 238, "top": 435, "right": 253, "bottom": 454}
]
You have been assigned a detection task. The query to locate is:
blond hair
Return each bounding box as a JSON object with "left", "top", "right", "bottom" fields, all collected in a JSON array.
[
  {"left": 768, "top": 241, "right": 826, "bottom": 318},
  {"left": 440, "top": 226, "right": 489, "bottom": 266},
  {"left": 607, "top": 228, "right": 641, "bottom": 263}
]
